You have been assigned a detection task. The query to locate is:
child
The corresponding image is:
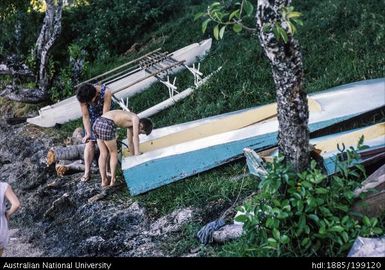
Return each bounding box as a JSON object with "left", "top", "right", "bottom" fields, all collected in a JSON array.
[
  {"left": 92, "top": 110, "right": 153, "bottom": 187},
  {"left": 0, "top": 182, "right": 21, "bottom": 256}
]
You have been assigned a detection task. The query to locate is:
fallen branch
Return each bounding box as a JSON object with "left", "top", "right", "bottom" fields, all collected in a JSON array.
[{"left": 0, "top": 85, "right": 49, "bottom": 104}]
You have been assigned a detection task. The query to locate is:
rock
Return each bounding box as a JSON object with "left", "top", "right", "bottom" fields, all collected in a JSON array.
[
  {"left": 43, "top": 193, "right": 72, "bottom": 219},
  {"left": 348, "top": 237, "right": 385, "bottom": 257},
  {"left": 212, "top": 224, "right": 243, "bottom": 243},
  {"left": 148, "top": 208, "right": 194, "bottom": 236}
]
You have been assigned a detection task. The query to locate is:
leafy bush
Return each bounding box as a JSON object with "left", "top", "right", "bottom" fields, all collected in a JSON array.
[
  {"left": 66, "top": 0, "right": 190, "bottom": 60},
  {"left": 233, "top": 143, "right": 383, "bottom": 257}
]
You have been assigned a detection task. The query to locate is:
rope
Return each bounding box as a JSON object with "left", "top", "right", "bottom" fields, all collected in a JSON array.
[{"left": 196, "top": 166, "right": 248, "bottom": 244}]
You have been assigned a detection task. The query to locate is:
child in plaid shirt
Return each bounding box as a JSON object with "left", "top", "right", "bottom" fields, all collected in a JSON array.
[{"left": 93, "top": 110, "right": 153, "bottom": 187}]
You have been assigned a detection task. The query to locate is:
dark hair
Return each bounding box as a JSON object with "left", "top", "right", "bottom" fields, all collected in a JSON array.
[
  {"left": 76, "top": 83, "right": 97, "bottom": 103},
  {"left": 139, "top": 118, "right": 153, "bottom": 135}
]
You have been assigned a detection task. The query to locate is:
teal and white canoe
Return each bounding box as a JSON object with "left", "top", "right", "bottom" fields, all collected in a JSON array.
[
  {"left": 122, "top": 78, "right": 385, "bottom": 195},
  {"left": 27, "top": 38, "right": 212, "bottom": 127}
]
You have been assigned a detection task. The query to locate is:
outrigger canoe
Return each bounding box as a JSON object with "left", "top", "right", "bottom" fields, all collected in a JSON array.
[
  {"left": 122, "top": 78, "right": 385, "bottom": 195},
  {"left": 252, "top": 122, "right": 385, "bottom": 176},
  {"left": 27, "top": 39, "right": 212, "bottom": 127}
]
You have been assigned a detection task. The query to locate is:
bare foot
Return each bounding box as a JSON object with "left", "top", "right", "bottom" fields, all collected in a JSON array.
[
  {"left": 101, "top": 178, "right": 110, "bottom": 187},
  {"left": 109, "top": 178, "right": 116, "bottom": 187},
  {"left": 80, "top": 174, "right": 91, "bottom": 182}
]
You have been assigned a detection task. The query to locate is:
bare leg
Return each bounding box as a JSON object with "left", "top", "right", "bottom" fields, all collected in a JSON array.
[
  {"left": 106, "top": 153, "right": 111, "bottom": 178},
  {"left": 105, "top": 139, "right": 118, "bottom": 187},
  {"left": 0, "top": 248, "right": 3, "bottom": 256},
  {"left": 97, "top": 140, "right": 110, "bottom": 187},
  {"left": 81, "top": 141, "right": 95, "bottom": 181}
]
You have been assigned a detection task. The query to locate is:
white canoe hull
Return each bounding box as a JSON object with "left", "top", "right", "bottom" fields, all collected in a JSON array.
[{"left": 27, "top": 39, "right": 212, "bottom": 127}]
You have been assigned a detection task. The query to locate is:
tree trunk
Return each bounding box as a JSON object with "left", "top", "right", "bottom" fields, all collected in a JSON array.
[
  {"left": 1, "top": 0, "right": 63, "bottom": 104},
  {"left": 256, "top": 0, "right": 309, "bottom": 172},
  {"left": 34, "top": 0, "right": 63, "bottom": 93}
]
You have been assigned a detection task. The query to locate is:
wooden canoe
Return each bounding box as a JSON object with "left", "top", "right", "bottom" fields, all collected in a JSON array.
[
  {"left": 257, "top": 122, "right": 385, "bottom": 175},
  {"left": 121, "top": 78, "right": 385, "bottom": 195}
]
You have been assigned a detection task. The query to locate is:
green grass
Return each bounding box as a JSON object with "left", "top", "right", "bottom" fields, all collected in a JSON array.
[
  {"left": 136, "top": 160, "right": 257, "bottom": 219},
  {"left": 10, "top": 0, "right": 384, "bottom": 257}
]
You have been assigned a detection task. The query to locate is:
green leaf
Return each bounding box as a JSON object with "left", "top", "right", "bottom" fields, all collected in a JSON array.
[
  {"left": 308, "top": 214, "right": 320, "bottom": 224},
  {"left": 273, "top": 228, "right": 281, "bottom": 240},
  {"left": 292, "top": 18, "right": 304, "bottom": 26},
  {"left": 330, "top": 225, "right": 344, "bottom": 233},
  {"left": 287, "top": 21, "right": 297, "bottom": 34},
  {"left": 213, "top": 24, "right": 219, "bottom": 40},
  {"left": 234, "top": 215, "right": 248, "bottom": 223},
  {"left": 210, "top": 2, "right": 221, "bottom": 8},
  {"left": 292, "top": 192, "right": 302, "bottom": 200},
  {"left": 202, "top": 18, "right": 210, "bottom": 33},
  {"left": 341, "top": 231, "right": 349, "bottom": 243},
  {"left": 277, "top": 25, "right": 288, "bottom": 43},
  {"left": 287, "top": 11, "right": 302, "bottom": 19},
  {"left": 243, "top": 0, "right": 254, "bottom": 17},
  {"left": 363, "top": 216, "right": 371, "bottom": 226},
  {"left": 281, "top": 235, "right": 289, "bottom": 244},
  {"left": 265, "top": 217, "right": 275, "bottom": 229},
  {"left": 301, "top": 237, "right": 310, "bottom": 247},
  {"left": 194, "top": 12, "right": 206, "bottom": 21},
  {"left": 267, "top": 238, "right": 278, "bottom": 247},
  {"left": 298, "top": 214, "right": 306, "bottom": 231},
  {"left": 229, "top": 9, "right": 240, "bottom": 20},
  {"left": 315, "top": 187, "right": 328, "bottom": 194},
  {"left": 233, "top": 23, "right": 242, "bottom": 33},
  {"left": 219, "top": 25, "right": 226, "bottom": 39}
]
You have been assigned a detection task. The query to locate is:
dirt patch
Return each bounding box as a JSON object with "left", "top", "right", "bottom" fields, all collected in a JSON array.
[{"left": 3, "top": 229, "right": 44, "bottom": 257}]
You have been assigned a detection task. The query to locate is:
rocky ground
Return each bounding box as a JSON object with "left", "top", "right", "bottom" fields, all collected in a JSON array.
[{"left": 0, "top": 119, "right": 198, "bottom": 256}]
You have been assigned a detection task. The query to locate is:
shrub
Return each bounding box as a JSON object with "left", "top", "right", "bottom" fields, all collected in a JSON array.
[{"left": 233, "top": 142, "right": 383, "bottom": 256}]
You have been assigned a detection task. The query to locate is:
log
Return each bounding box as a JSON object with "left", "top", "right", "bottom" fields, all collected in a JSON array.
[
  {"left": 47, "top": 144, "right": 86, "bottom": 166},
  {"left": 64, "top": 127, "right": 83, "bottom": 146},
  {"left": 55, "top": 159, "right": 99, "bottom": 176},
  {"left": 0, "top": 85, "right": 49, "bottom": 104},
  {"left": 5, "top": 117, "right": 28, "bottom": 125},
  {"left": 47, "top": 143, "right": 100, "bottom": 166},
  {"left": 56, "top": 160, "right": 82, "bottom": 176}
]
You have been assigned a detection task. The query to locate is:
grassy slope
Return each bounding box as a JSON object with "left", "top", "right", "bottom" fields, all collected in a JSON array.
[{"left": 58, "top": 0, "right": 385, "bottom": 256}]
